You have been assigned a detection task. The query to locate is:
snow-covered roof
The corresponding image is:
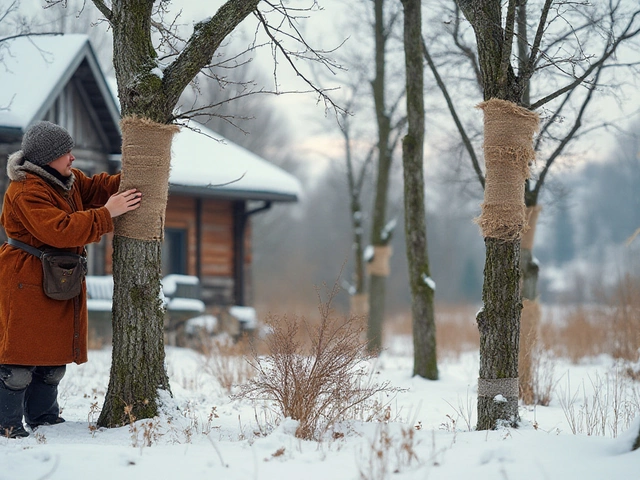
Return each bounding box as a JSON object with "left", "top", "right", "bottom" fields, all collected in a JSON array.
[
  {"left": 0, "top": 34, "right": 300, "bottom": 202},
  {"left": 0, "top": 34, "right": 119, "bottom": 135},
  {"left": 169, "top": 123, "right": 301, "bottom": 202}
]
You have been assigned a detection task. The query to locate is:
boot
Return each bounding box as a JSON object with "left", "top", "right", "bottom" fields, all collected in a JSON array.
[
  {"left": 2, "top": 424, "right": 29, "bottom": 438},
  {"left": 24, "top": 366, "right": 66, "bottom": 430},
  {"left": 0, "top": 365, "right": 31, "bottom": 438}
]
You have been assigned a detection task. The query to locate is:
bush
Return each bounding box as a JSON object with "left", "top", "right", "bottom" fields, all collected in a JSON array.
[{"left": 236, "top": 283, "right": 398, "bottom": 440}]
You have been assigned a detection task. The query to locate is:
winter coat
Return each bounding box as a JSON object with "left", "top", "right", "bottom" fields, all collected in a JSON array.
[{"left": 0, "top": 153, "right": 120, "bottom": 366}]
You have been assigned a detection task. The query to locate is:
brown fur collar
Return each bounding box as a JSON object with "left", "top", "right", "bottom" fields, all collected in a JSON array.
[{"left": 7, "top": 150, "right": 75, "bottom": 191}]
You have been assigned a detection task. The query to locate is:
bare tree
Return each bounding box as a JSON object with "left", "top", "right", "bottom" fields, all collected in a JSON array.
[
  {"left": 400, "top": 0, "right": 437, "bottom": 379},
  {"left": 42, "top": 0, "right": 341, "bottom": 427},
  {"left": 426, "top": 0, "right": 640, "bottom": 419},
  {"left": 337, "top": 95, "right": 375, "bottom": 314},
  {"left": 448, "top": 0, "right": 547, "bottom": 430},
  {"left": 367, "top": 0, "right": 406, "bottom": 353}
]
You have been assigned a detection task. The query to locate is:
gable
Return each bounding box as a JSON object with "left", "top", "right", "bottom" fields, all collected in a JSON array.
[{"left": 0, "top": 34, "right": 120, "bottom": 153}]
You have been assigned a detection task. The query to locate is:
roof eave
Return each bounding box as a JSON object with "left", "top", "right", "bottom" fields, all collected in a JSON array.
[{"left": 169, "top": 184, "right": 298, "bottom": 203}]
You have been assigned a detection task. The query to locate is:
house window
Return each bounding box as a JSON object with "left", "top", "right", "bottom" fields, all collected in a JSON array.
[{"left": 162, "top": 228, "right": 187, "bottom": 275}]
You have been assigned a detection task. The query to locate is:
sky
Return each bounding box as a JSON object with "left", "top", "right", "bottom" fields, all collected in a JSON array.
[
  {"left": 12, "top": 0, "right": 639, "bottom": 171},
  {"left": 0, "top": 338, "right": 639, "bottom": 480}
]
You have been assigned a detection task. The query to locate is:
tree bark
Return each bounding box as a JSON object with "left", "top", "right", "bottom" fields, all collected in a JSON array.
[
  {"left": 401, "top": 0, "right": 437, "bottom": 379},
  {"left": 476, "top": 238, "right": 521, "bottom": 429},
  {"left": 520, "top": 248, "right": 539, "bottom": 300},
  {"left": 91, "top": 0, "right": 260, "bottom": 426},
  {"left": 98, "top": 236, "right": 169, "bottom": 426},
  {"left": 455, "top": 0, "right": 528, "bottom": 429},
  {"left": 367, "top": 0, "right": 393, "bottom": 354}
]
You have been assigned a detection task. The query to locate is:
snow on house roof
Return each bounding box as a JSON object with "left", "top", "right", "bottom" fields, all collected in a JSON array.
[
  {"left": 169, "top": 123, "right": 301, "bottom": 202},
  {"left": 0, "top": 34, "right": 301, "bottom": 202},
  {"left": 0, "top": 34, "right": 118, "bottom": 134}
]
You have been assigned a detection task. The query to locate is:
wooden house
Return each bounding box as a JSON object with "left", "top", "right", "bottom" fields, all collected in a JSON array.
[{"left": 0, "top": 34, "right": 300, "bottom": 309}]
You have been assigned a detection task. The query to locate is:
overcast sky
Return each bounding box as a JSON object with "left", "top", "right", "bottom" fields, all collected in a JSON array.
[{"left": 11, "top": 0, "right": 640, "bottom": 171}]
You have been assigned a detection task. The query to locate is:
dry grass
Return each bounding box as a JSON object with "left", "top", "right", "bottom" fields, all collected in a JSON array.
[
  {"left": 386, "top": 304, "right": 480, "bottom": 360},
  {"left": 540, "top": 307, "right": 611, "bottom": 362},
  {"left": 235, "top": 283, "right": 400, "bottom": 440},
  {"left": 199, "top": 335, "right": 255, "bottom": 393},
  {"left": 557, "top": 366, "right": 640, "bottom": 438},
  {"left": 383, "top": 273, "right": 639, "bottom": 367}
]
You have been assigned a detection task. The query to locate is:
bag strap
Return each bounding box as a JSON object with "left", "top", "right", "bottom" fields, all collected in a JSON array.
[{"left": 7, "top": 237, "right": 45, "bottom": 258}]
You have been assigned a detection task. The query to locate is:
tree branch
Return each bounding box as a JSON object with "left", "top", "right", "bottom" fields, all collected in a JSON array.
[
  {"left": 254, "top": 7, "right": 345, "bottom": 115},
  {"left": 0, "top": 32, "right": 63, "bottom": 44},
  {"left": 451, "top": 3, "right": 482, "bottom": 90},
  {"left": 532, "top": 62, "right": 604, "bottom": 199},
  {"left": 162, "top": 0, "right": 261, "bottom": 109},
  {"left": 89, "top": 0, "right": 112, "bottom": 21},
  {"left": 500, "top": 0, "right": 518, "bottom": 85},
  {"left": 423, "top": 37, "right": 484, "bottom": 189},
  {"left": 523, "top": 0, "right": 553, "bottom": 82},
  {"left": 531, "top": 10, "right": 640, "bottom": 109}
]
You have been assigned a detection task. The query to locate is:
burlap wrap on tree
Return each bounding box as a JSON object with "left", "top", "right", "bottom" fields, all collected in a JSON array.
[
  {"left": 115, "top": 116, "right": 180, "bottom": 241},
  {"left": 476, "top": 99, "right": 539, "bottom": 241},
  {"left": 350, "top": 293, "right": 369, "bottom": 318},
  {"left": 519, "top": 298, "right": 541, "bottom": 403},
  {"left": 521, "top": 205, "right": 542, "bottom": 251},
  {"left": 367, "top": 245, "right": 393, "bottom": 277}
]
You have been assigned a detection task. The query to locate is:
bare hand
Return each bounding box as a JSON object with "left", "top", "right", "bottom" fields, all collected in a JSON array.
[{"left": 105, "top": 189, "right": 142, "bottom": 218}]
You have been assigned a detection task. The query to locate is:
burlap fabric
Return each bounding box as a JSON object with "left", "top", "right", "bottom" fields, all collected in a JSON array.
[
  {"left": 115, "top": 116, "right": 179, "bottom": 241},
  {"left": 350, "top": 293, "right": 369, "bottom": 318},
  {"left": 519, "top": 298, "right": 541, "bottom": 403},
  {"left": 367, "top": 245, "right": 393, "bottom": 277},
  {"left": 476, "top": 99, "right": 539, "bottom": 241},
  {"left": 521, "top": 205, "right": 542, "bottom": 250}
]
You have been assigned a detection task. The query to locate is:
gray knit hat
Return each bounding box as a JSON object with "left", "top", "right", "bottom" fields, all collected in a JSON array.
[{"left": 21, "top": 121, "right": 75, "bottom": 167}]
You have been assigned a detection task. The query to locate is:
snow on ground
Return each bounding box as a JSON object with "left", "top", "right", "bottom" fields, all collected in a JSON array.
[{"left": 1, "top": 340, "right": 639, "bottom": 480}]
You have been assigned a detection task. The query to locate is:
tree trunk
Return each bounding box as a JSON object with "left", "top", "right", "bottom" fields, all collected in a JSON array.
[
  {"left": 456, "top": 0, "right": 537, "bottom": 429},
  {"left": 343, "top": 120, "right": 368, "bottom": 318},
  {"left": 367, "top": 0, "right": 393, "bottom": 354},
  {"left": 634, "top": 428, "right": 640, "bottom": 451},
  {"left": 519, "top": 201, "right": 541, "bottom": 404},
  {"left": 476, "top": 238, "right": 521, "bottom": 429},
  {"left": 520, "top": 248, "right": 539, "bottom": 300},
  {"left": 98, "top": 236, "right": 169, "bottom": 426},
  {"left": 401, "top": 0, "right": 437, "bottom": 379},
  {"left": 91, "top": 0, "right": 260, "bottom": 426}
]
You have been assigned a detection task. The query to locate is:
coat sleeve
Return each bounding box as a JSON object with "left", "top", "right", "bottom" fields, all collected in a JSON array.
[
  {"left": 74, "top": 169, "right": 121, "bottom": 209},
  {"left": 10, "top": 187, "right": 113, "bottom": 249}
]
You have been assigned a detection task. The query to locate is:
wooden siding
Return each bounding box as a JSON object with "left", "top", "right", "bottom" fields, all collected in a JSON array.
[
  {"left": 165, "top": 195, "right": 198, "bottom": 276},
  {"left": 200, "top": 199, "right": 234, "bottom": 277},
  {"left": 100, "top": 195, "right": 253, "bottom": 306}
]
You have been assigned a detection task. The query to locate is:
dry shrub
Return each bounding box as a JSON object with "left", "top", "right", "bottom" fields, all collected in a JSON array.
[
  {"left": 525, "top": 348, "right": 556, "bottom": 406},
  {"left": 542, "top": 275, "right": 640, "bottom": 364},
  {"left": 200, "top": 335, "right": 255, "bottom": 392},
  {"left": 557, "top": 367, "right": 640, "bottom": 438},
  {"left": 541, "top": 307, "right": 610, "bottom": 363},
  {"left": 606, "top": 274, "right": 640, "bottom": 362},
  {"left": 236, "top": 283, "right": 399, "bottom": 440},
  {"left": 359, "top": 420, "right": 420, "bottom": 479}
]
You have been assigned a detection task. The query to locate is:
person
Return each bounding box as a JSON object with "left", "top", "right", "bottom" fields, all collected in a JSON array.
[{"left": 0, "top": 121, "right": 141, "bottom": 438}]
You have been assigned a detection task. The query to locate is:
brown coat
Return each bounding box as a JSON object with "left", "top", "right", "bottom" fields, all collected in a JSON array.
[{"left": 0, "top": 154, "right": 119, "bottom": 366}]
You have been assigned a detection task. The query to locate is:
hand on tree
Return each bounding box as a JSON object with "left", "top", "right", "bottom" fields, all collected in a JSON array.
[{"left": 105, "top": 189, "right": 142, "bottom": 218}]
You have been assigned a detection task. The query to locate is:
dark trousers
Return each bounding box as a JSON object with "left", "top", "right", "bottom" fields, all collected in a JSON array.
[{"left": 0, "top": 364, "right": 66, "bottom": 430}]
